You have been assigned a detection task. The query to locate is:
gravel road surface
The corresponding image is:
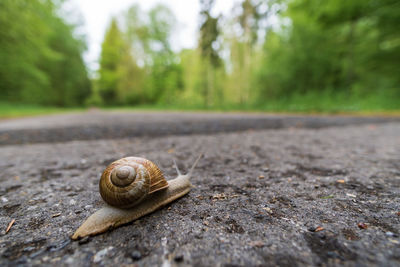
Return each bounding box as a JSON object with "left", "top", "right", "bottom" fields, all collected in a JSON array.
[{"left": 0, "top": 111, "right": 399, "bottom": 266}]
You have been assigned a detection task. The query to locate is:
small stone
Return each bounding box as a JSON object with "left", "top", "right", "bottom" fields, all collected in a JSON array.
[
  {"left": 385, "top": 231, "right": 398, "bottom": 237},
  {"left": 93, "top": 247, "right": 114, "bottom": 263},
  {"left": 249, "top": 241, "right": 265, "bottom": 248},
  {"left": 69, "top": 199, "right": 76, "bottom": 205},
  {"left": 308, "top": 226, "right": 324, "bottom": 232},
  {"left": 357, "top": 223, "right": 368, "bottom": 229},
  {"left": 194, "top": 230, "right": 203, "bottom": 239},
  {"left": 308, "top": 226, "right": 317, "bottom": 232},
  {"left": 327, "top": 251, "right": 339, "bottom": 258},
  {"left": 1, "top": 197, "right": 8, "bottom": 203},
  {"left": 336, "top": 179, "right": 345, "bottom": 184},
  {"left": 174, "top": 254, "right": 184, "bottom": 262},
  {"left": 258, "top": 175, "right": 265, "bottom": 179},
  {"left": 130, "top": 250, "right": 141, "bottom": 261},
  {"left": 65, "top": 257, "right": 74, "bottom": 264},
  {"left": 50, "top": 257, "right": 61, "bottom": 263},
  {"left": 84, "top": 205, "right": 93, "bottom": 210},
  {"left": 16, "top": 256, "right": 28, "bottom": 264},
  {"left": 262, "top": 207, "right": 272, "bottom": 214}
]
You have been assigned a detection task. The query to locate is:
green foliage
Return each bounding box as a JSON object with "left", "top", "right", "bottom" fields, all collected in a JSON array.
[
  {"left": 224, "top": 0, "right": 266, "bottom": 105},
  {"left": 0, "top": 0, "right": 90, "bottom": 106},
  {"left": 97, "top": 18, "right": 141, "bottom": 104},
  {"left": 95, "top": 5, "right": 183, "bottom": 106},
  {"left": 257, "top": 0, "right": 400, "bottom": 110},
  {"left": 198, "top": 0, "right": 224, "bottom": 107},
  {"left": 1, "top": 0, "right": 398, "bottom": 112}
]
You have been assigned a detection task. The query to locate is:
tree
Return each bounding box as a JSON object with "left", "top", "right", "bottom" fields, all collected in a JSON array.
[
  {"left": 0, "top": 0, "right": 90, "bottom": 106},
  {"left": 225, "top": 0, "right": 265, "bottom": 105},
  {"left": 98, "top": 18, "right": 125, "bottom": 103},
  {"left": 257, "top": 0, "right": 400, "bottom": 109},
  {"left": 199, "top": 0, "right": 222, "bottom": 107},
  {"left": 97, "top": 18, "right": 143, "bottom": 105},
  {"left": 123, "top": 4, "right": 183, "bottom": 104}
]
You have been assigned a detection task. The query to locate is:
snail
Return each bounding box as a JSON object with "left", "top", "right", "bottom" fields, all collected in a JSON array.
[{"left": 71, "top": 155, "right": 201, "bottom": 240}]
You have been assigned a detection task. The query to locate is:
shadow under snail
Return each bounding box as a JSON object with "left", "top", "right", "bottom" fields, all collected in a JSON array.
[{"left": 71, "top": 155, "right": 201, "bottom": 240}]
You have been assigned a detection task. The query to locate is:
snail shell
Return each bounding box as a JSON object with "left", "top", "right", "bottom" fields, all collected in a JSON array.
[{"left": 99, "top": 157, "right": 169, "bottom": 209}]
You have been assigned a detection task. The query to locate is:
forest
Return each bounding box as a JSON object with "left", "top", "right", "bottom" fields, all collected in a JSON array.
[{"left": 1, "top": 0, "right": 399, "bottom": 112}]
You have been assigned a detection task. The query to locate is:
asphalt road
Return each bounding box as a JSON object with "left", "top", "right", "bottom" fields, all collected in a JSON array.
[
  {"left": 0, "top": 111, "right": 399, "bottom": 266},
  {"left": 0, "top": 110, "right": 399, "bottom": 145}
]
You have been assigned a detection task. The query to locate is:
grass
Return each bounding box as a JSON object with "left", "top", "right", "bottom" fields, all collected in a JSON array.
[
  {"left": 0, "top": 103, "right": 84, "bottom": 119},
  {"left": 104, "top": 91, "right": 400, "bottom": 116},
  {"left": 1, "top": 91, "right": 399, "bottom": 120}
]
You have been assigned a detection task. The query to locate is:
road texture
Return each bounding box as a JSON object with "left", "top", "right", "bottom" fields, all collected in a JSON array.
[{"left": 0, "top": 111, "right": 399, "bottom": 266}]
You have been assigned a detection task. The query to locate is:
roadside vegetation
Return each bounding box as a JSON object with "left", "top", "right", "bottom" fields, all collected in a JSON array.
[{"left": 1, "top": 0, "right": 399, "bottom": 118}]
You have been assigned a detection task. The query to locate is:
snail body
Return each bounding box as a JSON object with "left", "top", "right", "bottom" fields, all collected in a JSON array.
[{"left": 72, "top": 155, "right": 201, "bottom": 240}]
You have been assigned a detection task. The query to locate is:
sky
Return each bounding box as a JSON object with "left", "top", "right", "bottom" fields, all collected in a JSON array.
[{"left": 65, "top": 0, "right": 239, "bottom": 72}]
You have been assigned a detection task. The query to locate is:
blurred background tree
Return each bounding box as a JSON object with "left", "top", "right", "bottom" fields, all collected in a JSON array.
[
  {"left": 257, "top": 0, "right": 400, "bottom": 110},
  {"left": 1, "top": 0, "right": 399, "bottom": 111},
  {"left": 0, "top": 0, "right": 90, "bottom": 106},
  {"left": 199, "top": 0, "right": 223, "bottom": 107}
]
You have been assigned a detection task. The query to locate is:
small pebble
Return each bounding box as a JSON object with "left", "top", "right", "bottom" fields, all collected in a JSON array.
[
  {"left": 174, "top": 254, "right": 184, "bottom": 262},
  {"left": 65, "top": 257, "right": 74, "bottom": 264},
  {"left": 308, "top": 226, "right": 324, "bottom": 232},
  {"left": 327, "top": 251, "right": 339, "bottom": 258},
  {"left": 130, "top": 250, "right": 141, "bottom": 261},
  {"left": 69, "top": 199, "right": 76, "bottom": 205},
  {"left": 308, "top": 226, "right": 317, "bottom": 232},
  {"left": 16, "top": 256, "right": 28, "bottom": 264},
  {"left": 93, "top": 247, "right": 114, "bottom": 263},
  {"left": 357, "top": 223, "right": 368, "bottom": 229},
  {"left": 385, "top": 232, "right": 398, "bottom": 237},
  {"left": 194, "top": 230, "right": 203, "bottom": 239},
  {"left": 249, "top": 241, "right": 265, "bottom": 248}
]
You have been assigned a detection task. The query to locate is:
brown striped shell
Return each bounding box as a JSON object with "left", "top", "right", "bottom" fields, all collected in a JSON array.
[{"left": 99, "top": 157, "right": 169, "bottom": 209}]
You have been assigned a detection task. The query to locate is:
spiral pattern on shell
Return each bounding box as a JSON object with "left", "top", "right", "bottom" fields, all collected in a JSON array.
[{"left": 99, "top": 157, "right": 169, "bottom": 209}]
